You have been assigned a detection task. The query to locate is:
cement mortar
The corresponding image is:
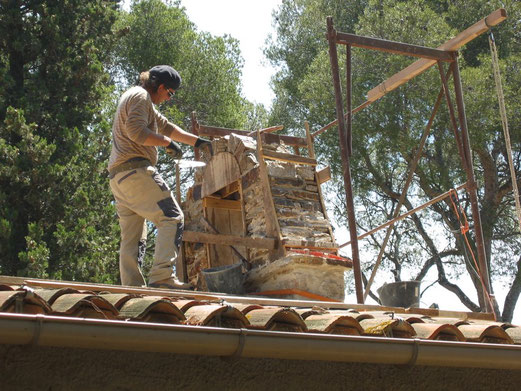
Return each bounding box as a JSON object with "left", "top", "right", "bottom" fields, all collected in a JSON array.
[{"left": 1, "top": 345, "right": 520, "bottom": 390}]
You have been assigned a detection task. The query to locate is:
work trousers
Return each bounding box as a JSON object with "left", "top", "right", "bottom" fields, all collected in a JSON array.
[{"left": 109, "top": 165, "right": 184, "bottom": 286}]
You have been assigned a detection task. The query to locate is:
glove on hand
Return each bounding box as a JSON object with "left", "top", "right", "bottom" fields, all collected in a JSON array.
[
  {"left": 165, "top": 140, "right": 183, "bottom": 159},
  {"left": 194, "top": 137, "right": 213, "bottom": 156}
]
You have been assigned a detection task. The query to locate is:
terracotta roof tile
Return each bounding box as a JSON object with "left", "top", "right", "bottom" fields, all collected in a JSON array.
[
  {"left": 118, "top": 297, "right": 185, "bottom": 324},
  {"left": 246, "top": 308, "right": 307, "bottom": 332},
  {"left": 0, "top": 290, "right": 51, "bottom": 314},
  {"left": 505, "top": 326, "right": 521, "bottom": 344},
  {"left": 51, "top": 293, "right": 119, "bottom": 320},
  {"left": 411, "top": 323, "right": 465, "bottom": 341},
  {"left": 0, "top": 284, "right": 16, "bottom": 291},
  {"left": 359, "top": 317, "right": 416, "bottom": 338},
  {"left": 184, "top": 304, "right": 248, "bottom": 328},
  {"left": 98, "top": 293, "right": 140, "bottom": 309},
  {"left": 31, "top": 287, "right": 80, "bottom": 304},
  {"left": 231, "top": 303, "right": 264, "bottom": 314},
  {"left": 457, "top": 324, "right": 513, "bottom": 344},
  {"left": 424, "top": 317, "right": 469, "bottom": 326},
  {"left": 304, "top": 313, "right": 363, "bottom": 335}
]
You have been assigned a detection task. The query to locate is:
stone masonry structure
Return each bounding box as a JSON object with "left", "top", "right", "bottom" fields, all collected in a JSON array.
[{"left": 181, "top": 132, "right": 351, "bottom": 300}]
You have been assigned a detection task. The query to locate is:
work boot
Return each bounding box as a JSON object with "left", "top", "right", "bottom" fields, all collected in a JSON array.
[{"left": 149, "top": 277, "right": 193, "bottom": 290}]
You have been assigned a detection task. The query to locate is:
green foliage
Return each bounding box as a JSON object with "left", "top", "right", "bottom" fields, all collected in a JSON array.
[{"left": 0, "top": 1, "right": 121, "bottom": 282}]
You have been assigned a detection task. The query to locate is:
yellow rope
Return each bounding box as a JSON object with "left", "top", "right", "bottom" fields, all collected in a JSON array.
[{"left": 489, "top": 34, "right": 521, "bottom": 233}]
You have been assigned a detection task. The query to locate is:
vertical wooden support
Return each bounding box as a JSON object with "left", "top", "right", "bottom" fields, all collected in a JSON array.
[
  {"left": 327, "top": 17, "right": 364, "bottom": 303},
  {"left": 452, "top": 57, "right": 492, "bottom": 312},
  {"left": 191, "top": 111, "right": 200, "bottom": 161},
  {"left": 256, "top": 130, "right": 284, "bottom": 260},
  {"left": 308, "top": 121, "right": 337, "bottom": 254},
  {"left": 305, "top": 121, "right": 315, "bottom": 159}
]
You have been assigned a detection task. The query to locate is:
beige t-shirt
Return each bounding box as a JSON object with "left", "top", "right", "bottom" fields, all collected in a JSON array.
[{"left": 108, "top": 86, "right": 174, "bottom": 171}]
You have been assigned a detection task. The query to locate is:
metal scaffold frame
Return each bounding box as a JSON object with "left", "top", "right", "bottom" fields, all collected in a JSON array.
[{"left": 321, "top": 8, "right": 507, "bottom": 313}]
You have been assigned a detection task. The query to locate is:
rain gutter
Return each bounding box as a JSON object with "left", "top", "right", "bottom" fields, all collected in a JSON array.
[{"left": 1, "top": 313, "right": 520, "bottom": 369}]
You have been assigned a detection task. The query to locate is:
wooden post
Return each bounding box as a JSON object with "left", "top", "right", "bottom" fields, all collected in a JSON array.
[
  {"left": 327, "top": 17, "right": 364, "bottom": 304},
  {"left": 256, "top": 129, "right": 284, "bottom": 260},
  {"left": 191, "top": 111, "right": 200, "bottom": 161}
]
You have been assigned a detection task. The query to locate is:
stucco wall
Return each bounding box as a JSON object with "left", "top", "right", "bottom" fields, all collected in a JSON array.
[{"left": 1, "top": 345, "right": 520, "bottom": 390}]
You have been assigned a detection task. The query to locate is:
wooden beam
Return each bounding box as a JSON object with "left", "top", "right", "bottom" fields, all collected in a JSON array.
[
  {"left": 247, "top": 125, "right": 284, "bottom": 137},
  {"left": 262, "top": 149, "right": 317, "bottom": 166},
  {"left": 202, "top": 197, "right": 242, "bottom": 211},
  {"left": 367, "top": 8, "right": 507, "bottom": 103},
  {"left": 335, "top": 31, "right": 454, "bottom": 61},
  {"left": 316, "top": 166, "right": 331, "bottom": 185},
  {"left": 182, "top": 231, "right": 277, "bottom": 249},
  {"left": 198, "top": 125, "right": 250, "bottom": 138}
]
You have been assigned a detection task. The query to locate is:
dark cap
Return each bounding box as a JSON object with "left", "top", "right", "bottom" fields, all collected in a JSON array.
[{"left": 149, "top": 65, "right": 182, "bottom": 90}]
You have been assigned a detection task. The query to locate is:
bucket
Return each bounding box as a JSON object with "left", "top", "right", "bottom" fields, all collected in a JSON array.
[
  {"left": 377, "top": 281, "right": 421, "bottom": 308},
  {"left": 202, "top": 263, "right": 244, "bottom": 294}
]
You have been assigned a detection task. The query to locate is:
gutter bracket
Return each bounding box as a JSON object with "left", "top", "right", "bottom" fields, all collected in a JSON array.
[
  {"left": 406, "top": 338, "right": 420, "bottom": 366},
  {"left": 221, "top": 328, "right": 247, "bottom": 361},
  {"left": 31, "top": 314, "right": 44, "bottom": 346}
]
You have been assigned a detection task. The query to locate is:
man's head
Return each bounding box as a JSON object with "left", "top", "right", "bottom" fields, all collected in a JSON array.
[
  {"left": 140, "top": 65, "right": 181, "bottom": 104},
  {"left": 148, "top": 65, "right": 182, "bottom": 90}
]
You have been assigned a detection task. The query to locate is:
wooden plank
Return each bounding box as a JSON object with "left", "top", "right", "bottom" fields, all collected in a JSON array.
[
  {"left": 367, "top": 8, "right": 507, "bottom": 103},
  {"left": 182, "top": 231, "right": 277, "bottom": 249},
  {"left": 247, "top": 125, "right": 284, "bottom": 137},
  {"left": 198, "top": 125, "right": 250, "bottom": 138},
  {"left": 262, "top": 149, "right": 317, "bottom": 166},
  {"left": 256, "top": 130, "right": 284, "bottom": 260},
  {"left": 335, "top": 31, "right": 454, "bottom": 61},
  {"left": 203, "top": 198, "right": 242, "bottom": 210},
  {"left": 201, "top": 152, "right": 241, "bottom": 198},
  {"left": 283, "top": 241, "right": 338, "bottom": 251},
  {"left": 219, "top": 181, "right": 240, "bottom": 198},
  {"left": 316, "top": 166, "right": 331, "bottom": 185}
]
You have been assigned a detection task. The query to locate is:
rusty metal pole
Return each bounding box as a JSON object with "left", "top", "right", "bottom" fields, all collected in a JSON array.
[
  {"left": 327, "top": 17, "right": 364, "bottom": 303},
  {"left": 346, "top": 44, "right": 353, "bottom": 157},
  {"left": 452, "top": 57, "right": 492, "bottom": 312}
]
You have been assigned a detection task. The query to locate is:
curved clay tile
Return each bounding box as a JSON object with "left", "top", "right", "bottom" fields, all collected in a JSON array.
[
  {"left": 457, "top": 324, "right": 514, "bottom": 344},
  {"left": 31, "top": 288, "right": 80, "bottom": 305},
  {"left": 230, "top": 303, "right": 264, "bottom": 315},
  {"left": 51, "top": 293, "right": 118, "bottom": 320},
  {"left": 330, "top": 310, "right": 374, "bottom": 322},
  {"left": 294, "top": 307, "right": 328, "bottom": 320},
  {"left": 305, "top": 313, "right": 363, "bottom": 335},
  {"left": 0, "top": 290, "right": 51, "bottom": 314},
  {"left": 98, "top": 293, "right": 141, "bottom": 310},
  {"left": 245, "top": 308, "right": 307, "bottom": 332},
  {"left": 172, "top": 299, "right": 213, "bottom": 313},
  {"left": 505, "top": 326, "right": 521, "bottom": 345},
  {"left": 424, "top": 317, "right": 469, "bottom": 326},
  {"left": 184, "top": 304, "right": 249, "bottom": 328},
  {"left": 411, "top": 323, "right": 465, "bottom": 341},
  {"left": 118, "top": 297, "right": 185, "bottom": 324},
  {"left": 0, "top": 284, "right": 15, "bottom": 291},
  {"left": 359, "top": 318, "right": 416, "bottom": 338}
]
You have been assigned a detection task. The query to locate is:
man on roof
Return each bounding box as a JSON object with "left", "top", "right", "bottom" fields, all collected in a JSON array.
[{"left": 108, "top": 65, "right": 211, "bottom": 289}]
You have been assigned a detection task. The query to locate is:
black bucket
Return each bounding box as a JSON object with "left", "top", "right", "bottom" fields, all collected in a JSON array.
[
  {"left": 202, "top": 263, "right": 244, "bottom": 294},
  {"left": 377, "top": 281, "right": 421, "bottom": 308}
]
